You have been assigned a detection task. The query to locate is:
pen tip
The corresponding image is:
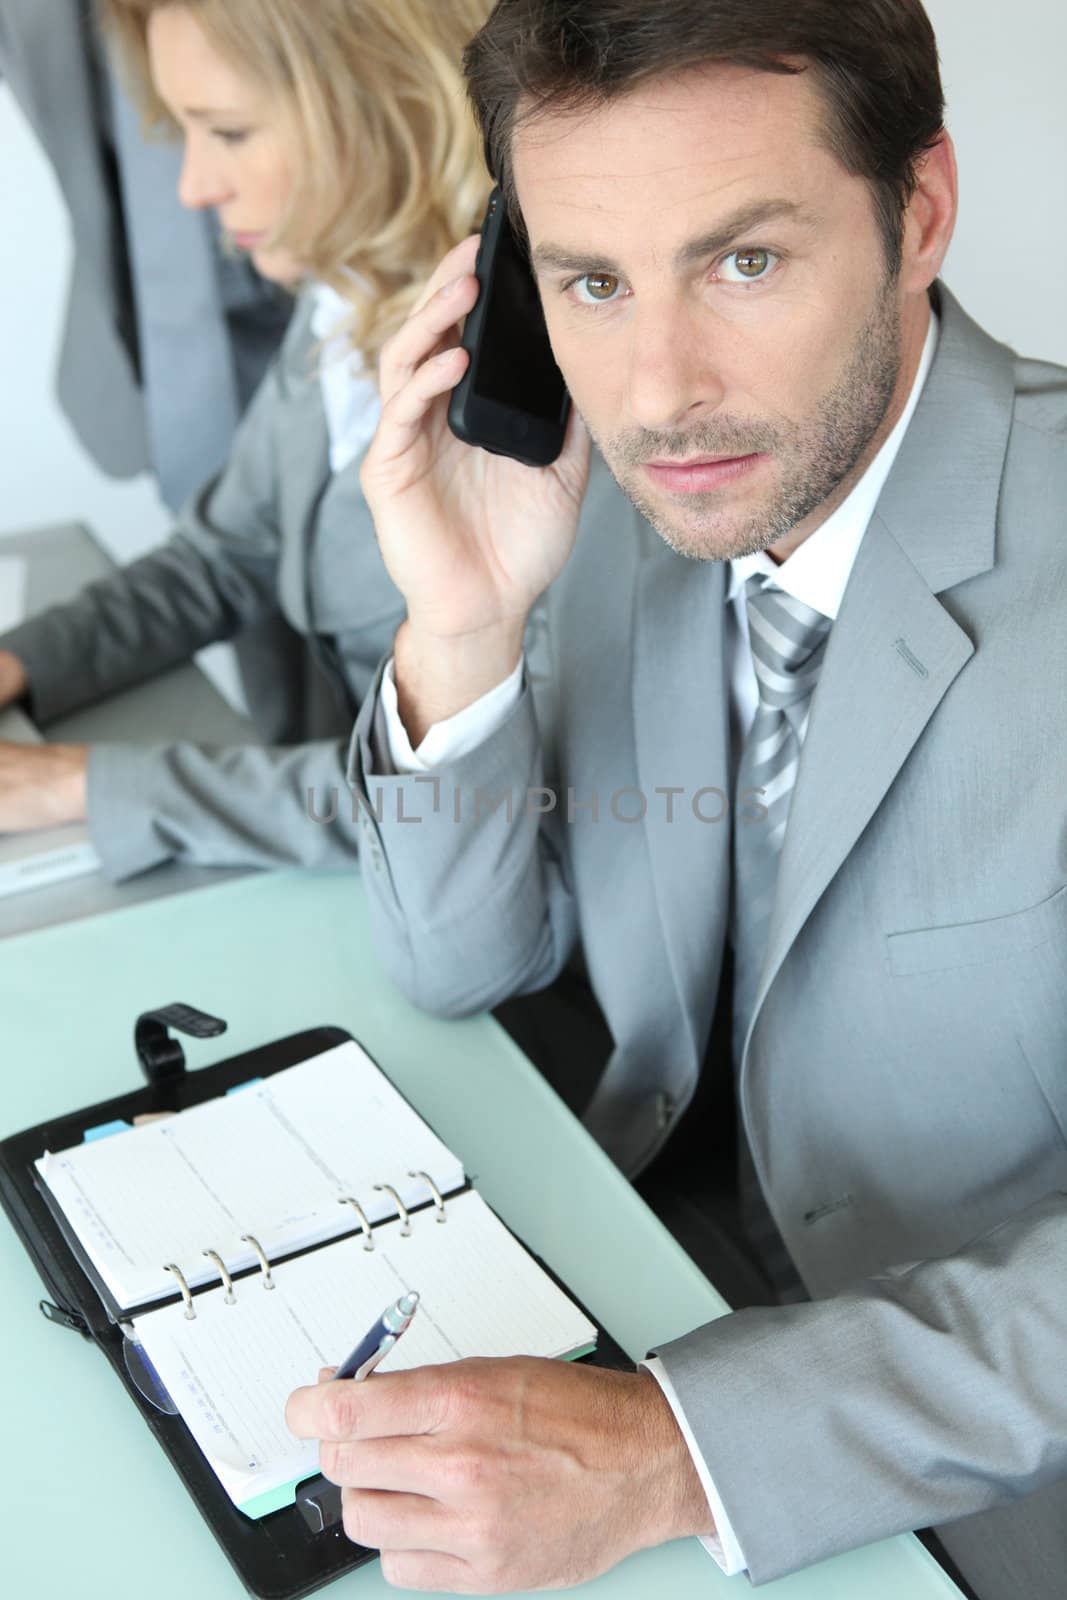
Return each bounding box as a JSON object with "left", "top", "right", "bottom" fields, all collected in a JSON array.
[{"left": 398, "top": 1291, "right": 419, "bottom": 1314}]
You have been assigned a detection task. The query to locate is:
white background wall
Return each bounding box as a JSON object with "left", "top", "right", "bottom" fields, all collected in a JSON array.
[{"left": 1, "top": 0, "right": 1065, "bottom": 564}]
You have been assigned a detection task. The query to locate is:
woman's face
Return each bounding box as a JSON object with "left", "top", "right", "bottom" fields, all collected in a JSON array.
[{"left": 148, "top": 5, "right": 301, "bottom": 284}]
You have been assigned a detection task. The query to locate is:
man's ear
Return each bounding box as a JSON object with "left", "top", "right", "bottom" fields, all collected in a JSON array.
[{"left": 901, "top": 131, "right": 958, "bottom": 295}]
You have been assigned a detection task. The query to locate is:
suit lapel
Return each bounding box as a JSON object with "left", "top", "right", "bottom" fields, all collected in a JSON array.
[
  {"left": 748, "top": 517, "right": 974, "bottom": 1041},
  {"left": 275, "top": 304, "right": 332, "bottom": 631},
  {"left": 632, "top": 540, "right": 732, "bottom": 1068},
  {"left": 745, "top": 284, "right": 1017, "bottom": 1052}
]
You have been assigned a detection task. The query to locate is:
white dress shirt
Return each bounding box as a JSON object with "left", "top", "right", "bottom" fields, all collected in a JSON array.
[
  {"left": 371, "top": 312, "right": 940, "bottom": 1571},
  {"left": 309, "top": 283, "right": 382, "bottom": 474}
]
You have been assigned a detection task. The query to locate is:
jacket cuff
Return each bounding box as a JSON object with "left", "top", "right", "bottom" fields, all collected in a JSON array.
[
  {"left": 0, "top": 617, "right": 81, "bottom": 725},
  {"left": 640, "top": 1355, "right": 749, "bottom": 1575}
]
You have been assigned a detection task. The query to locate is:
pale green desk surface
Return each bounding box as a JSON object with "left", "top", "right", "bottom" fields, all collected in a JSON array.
[{"left": 0, "top": 872, "right": 962, "bottom": 1600}]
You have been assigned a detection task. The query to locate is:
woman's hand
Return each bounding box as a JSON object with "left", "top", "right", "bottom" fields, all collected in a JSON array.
[
  {"left": 0, "top": 742, "right": 89, "bottom": 832},
  {"left": 0, "top": 650, "right": 28, "bottom": 708}
]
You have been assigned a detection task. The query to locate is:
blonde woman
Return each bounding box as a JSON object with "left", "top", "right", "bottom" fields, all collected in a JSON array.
[{"left": 0, "top": 0, "right": 491, "bottom": 875}]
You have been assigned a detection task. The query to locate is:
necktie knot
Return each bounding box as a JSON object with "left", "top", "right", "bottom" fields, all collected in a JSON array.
[{"left": 745, "top": 578, "right": 831, "bottom": 713}]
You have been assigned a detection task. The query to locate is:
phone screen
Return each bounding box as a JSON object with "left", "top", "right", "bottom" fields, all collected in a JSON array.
[{"left": 472, "top": 220, "right": 567, "bottom": 421}]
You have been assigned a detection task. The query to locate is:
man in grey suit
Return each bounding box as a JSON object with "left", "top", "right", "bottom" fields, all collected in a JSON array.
[
  {"left": 284, "top": 4, "right": 1067, "bottom": 1599},
  {"left": 0, "top": 0, "right": 289, "bottom": 510}
]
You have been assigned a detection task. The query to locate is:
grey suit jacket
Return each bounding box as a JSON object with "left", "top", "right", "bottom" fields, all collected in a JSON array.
[
  {"left": 348, "top": 285, "right": 1067, "bottom": 1600},
  {"left": 0, "top": 0, "right": 147, "bottom": 476},
  {"left": 0, "top": 294, "right": 405, "bottom": 877}
]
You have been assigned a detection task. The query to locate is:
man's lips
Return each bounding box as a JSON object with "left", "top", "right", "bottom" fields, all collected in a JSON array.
[
  {"left": 642, "top": 453, "right": 766, "bottom": 493},
  {"left": 645, "top": 453, "right": 744, "bottom": 467}
]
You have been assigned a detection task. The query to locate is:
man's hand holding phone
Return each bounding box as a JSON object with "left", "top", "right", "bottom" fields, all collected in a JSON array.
[{"left": 360, "top": 235, "right": 590, "bottom": 747}]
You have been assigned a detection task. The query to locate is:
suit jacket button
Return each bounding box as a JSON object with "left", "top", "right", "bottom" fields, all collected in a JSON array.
[{"left": 655, "top": 1092, "right": 675, "bottom": 1130}]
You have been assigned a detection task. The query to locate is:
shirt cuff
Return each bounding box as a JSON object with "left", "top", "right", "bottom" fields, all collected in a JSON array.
[
  {"left": 377, "top": 655, "right": 525, "bottom": 773},
  {"left": 640, "top": 1355, "right": 749, "bottom": 1577}
]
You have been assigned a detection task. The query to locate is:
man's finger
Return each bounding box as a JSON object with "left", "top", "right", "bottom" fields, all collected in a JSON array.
[
  {"left": 408, "top": 233, "right": 480, "bottom": 320},
  {"left": 378, "top": 1549, "right": 483, "bottom": 1595},
  {"left": 378, "top": 269, "right": 479, "bottom": 409},
  {"left": 319, "top": 1434, "right": 450, "bottom": 1498},
  {"left": 340, "top": 1487, "right": 448, "bottom": 1556},
  {"left": 366, "top": 347, "right": 470, "bottom": 474},
  {"left": 286, "top": 1365, "right": 450, "bottom": 1443}
]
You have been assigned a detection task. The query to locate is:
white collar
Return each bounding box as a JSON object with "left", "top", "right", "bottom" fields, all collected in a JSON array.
[
  {"left": 727, "top": 310, "right": 939, "bottom": 619},
  {"left": 308, "top": 281, "right": 381, "bottom": 475},
  {"left": 309, "top": 281, "right": 363, "bottom": 365}
]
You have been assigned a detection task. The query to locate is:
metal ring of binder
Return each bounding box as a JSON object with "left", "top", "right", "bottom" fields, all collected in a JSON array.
[
  {"left": 240, "top": 1234, "right": 275, "bottom": 1289},
  {"left": 409, "top": 1170, "right": 447, "bottom": 1222},
  {"left": 202, "top": 1248, "right": 237, "bottom": 1304},
  {"left": 163, "top": 1262, "right": 196, "bottom": 1319},
  {"left": 374, "top": 1183, "right": 412, "bottom": 1236},
  {"left": 339, "top": 1196, "right": 375, "bottom": 1250}
]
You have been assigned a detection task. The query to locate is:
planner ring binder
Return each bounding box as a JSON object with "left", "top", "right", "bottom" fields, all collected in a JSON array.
[
  {"left": 339, "top": 1195, "right": 374, "bottom": 1248},
  {"left": 155, "top": 1171, "right": 449, "bottom": 1313},
  {"left": 373, "top": 1181, "right": 411, "bottom": 1234},
  {"left": 203, "top": 1248, "right": 237, "bottom": 1303},
  {"left": 410, "top": 1169, "right": 448, "bottom": 1221},
  {"left": 241, "top": 1234, "right": 275, "bottom": 1287},
  {"left": 158, "top": 1174, "right": 452, "bottom": 1319},
  {"left": 164, "top": 1262, "right": 196, "bottom": 1319}
]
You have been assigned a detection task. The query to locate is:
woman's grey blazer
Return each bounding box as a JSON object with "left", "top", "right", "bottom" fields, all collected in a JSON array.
[{"left": 0, "top": 294, "right": 405, "bottom": 878}]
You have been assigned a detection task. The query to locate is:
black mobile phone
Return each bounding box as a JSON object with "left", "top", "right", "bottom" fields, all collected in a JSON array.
[{"left": 448, "top": 189, "right": 570, "bottom": 468}]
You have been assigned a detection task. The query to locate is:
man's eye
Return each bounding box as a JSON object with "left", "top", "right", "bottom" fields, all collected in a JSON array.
[
  {"left": 718, "top": 249, "right": 778, "bottom": 284},
  {"left": 571, "top": 272, "right": 623, "bottom": 306}
]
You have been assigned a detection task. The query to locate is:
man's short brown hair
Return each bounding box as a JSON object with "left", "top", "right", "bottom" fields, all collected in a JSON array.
[{"left": 464, "top": 0, "right": 946, "bottom": 271}]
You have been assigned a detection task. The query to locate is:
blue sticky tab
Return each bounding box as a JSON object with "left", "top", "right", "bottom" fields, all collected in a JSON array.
[
  {"left": 226, "top": 1078, "right": 264, "bottom": 1096},
  {"left": 83, "top": 1119, "right": 132, "bottom": 1143}
]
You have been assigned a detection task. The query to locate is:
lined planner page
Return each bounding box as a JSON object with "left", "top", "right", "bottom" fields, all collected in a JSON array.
[
  {"left": 131, "top": 1189, "right": 597, "bottom": 1516},
  {"left": 36, "top": 1042, "right": 465, "bottom": 1310}
]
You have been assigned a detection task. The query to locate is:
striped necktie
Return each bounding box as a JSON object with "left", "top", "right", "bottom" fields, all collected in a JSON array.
[{"left": 732, "top": 576, "right": 832, "bottom": 1298}]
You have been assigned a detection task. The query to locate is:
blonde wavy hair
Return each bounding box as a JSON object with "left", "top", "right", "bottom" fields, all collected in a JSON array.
[{"left": 99, "top": 0, "right": 493, "bottom": 365}]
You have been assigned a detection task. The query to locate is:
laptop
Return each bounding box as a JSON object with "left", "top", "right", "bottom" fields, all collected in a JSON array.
[{"left": 0, "top": 706, "right": 101, "bottom": 900}]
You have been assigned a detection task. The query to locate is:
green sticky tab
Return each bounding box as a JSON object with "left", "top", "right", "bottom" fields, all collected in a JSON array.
[
  {"left": 565, "top": 1343, "right": 597, "bottom": 1363},
  {"left": 238, "top": 1475, "right": 305, "bottom": 1520}
]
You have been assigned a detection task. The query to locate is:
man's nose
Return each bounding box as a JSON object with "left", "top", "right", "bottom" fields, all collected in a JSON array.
[{"left": 624, "top": 300, "right": 726, "bottom": 432}]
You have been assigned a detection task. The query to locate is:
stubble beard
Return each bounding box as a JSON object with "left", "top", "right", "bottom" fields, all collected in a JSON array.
[{"left": 590, "top": 279, "right": 904, "bottom": 563}]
